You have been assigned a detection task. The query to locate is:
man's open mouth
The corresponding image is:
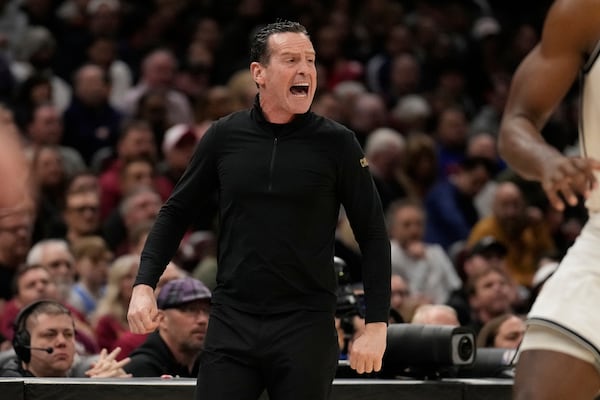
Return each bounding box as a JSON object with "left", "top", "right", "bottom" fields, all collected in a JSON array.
[{"left": 290, "top": 83, "right": 309, "bottom": 96}]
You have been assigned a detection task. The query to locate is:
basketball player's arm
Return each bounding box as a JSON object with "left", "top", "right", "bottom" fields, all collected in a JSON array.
[{"left": 498, "top": 0, "right": 600, "bottom": 210}]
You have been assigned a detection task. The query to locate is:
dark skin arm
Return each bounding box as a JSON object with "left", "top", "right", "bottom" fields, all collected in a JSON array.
[{"left": 498, "top": 0, "right": 600, "bottom": 211}]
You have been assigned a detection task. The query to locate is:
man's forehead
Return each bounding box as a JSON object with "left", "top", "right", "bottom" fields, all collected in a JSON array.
[
  {"left": 132, "top": 191, "right": 161, "bottom": 204},
  {"left": 67, "top": 192, "right": 98, "bottom": 204},
  {"left": 30, "top": 313, "right": 74, "bottom": 330},
  {"left": 44, "top": 243, "right": 71, "bottom": 256},
  {"left": 21, "top": 267, "right": 50, "bottom": 282},
  {"left": 479, "top": 271, "right": 505, "bottom": 283},
  {"left": 0, "top": 212, "right": 33, "bottom": 226},
  {"left": 269, "top": 32, "right": 314, "bottom": 51}
]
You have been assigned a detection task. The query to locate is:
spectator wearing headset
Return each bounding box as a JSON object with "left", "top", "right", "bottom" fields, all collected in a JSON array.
[{"left": 0, "top": 299, "right": 130, "bottom": 377}]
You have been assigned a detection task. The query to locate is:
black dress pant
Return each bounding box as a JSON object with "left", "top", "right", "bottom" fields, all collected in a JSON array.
[{"left": 196, "top": 304, "right": 339, "bottom": 400}]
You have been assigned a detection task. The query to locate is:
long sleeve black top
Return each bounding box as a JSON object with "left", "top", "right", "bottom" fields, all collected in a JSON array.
[{"left": 135, "top": 99, "right": 391, "bottom": 323}]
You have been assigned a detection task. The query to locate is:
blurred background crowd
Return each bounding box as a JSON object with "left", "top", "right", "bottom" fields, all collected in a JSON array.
[{"left": 0, "top": 0, "right": 581, "bottom": 378}]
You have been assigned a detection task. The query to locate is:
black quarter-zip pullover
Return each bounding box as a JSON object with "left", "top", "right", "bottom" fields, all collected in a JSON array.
[{"left": 136, "top": 98, "right": 391, "bottom": 323}]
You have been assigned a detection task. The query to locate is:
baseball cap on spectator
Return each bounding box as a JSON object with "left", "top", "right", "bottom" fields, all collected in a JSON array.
[
  {"left": 157, "top": 277, "right": 211, "bottom": 310},
  {"left": 162, "top": 124, "right": 197, "bottom": 154},
  {"left": 468, "top": 236, "right": 507, "bottom": 258}
]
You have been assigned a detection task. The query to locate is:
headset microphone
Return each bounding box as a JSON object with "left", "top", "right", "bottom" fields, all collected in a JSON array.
[{"left": 24, "top": 346, "right": 54, "bottom": 354}]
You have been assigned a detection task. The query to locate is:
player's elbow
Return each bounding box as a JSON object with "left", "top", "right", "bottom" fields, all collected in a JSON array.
[{"left": 497, "top": 124, "right": 513, "bottom": 160}]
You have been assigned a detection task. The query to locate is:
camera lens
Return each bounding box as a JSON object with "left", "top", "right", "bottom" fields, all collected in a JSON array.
[{"left": 457, "top": 336, "right": 473, "bottom": 361}]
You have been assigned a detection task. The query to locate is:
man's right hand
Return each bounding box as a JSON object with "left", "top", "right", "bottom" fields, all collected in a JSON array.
[
  {"left": 127, "top": 284, "right": 159, "bottom": 333},
  {"left": 541, "top": 155, "right": 600, "bottom": 211}
]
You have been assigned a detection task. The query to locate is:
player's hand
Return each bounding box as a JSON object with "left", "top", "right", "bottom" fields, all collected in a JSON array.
[
  {"left": 349, "top": 322, "right": 387, "bottom": 374},
  {"left": 127, "top": 284, "right": 159, "bottom": 334},
  {"left": 541, "top": 155, "right": 600, "bottom": 211}
]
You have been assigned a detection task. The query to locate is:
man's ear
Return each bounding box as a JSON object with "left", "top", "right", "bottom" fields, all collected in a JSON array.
[
  {"left": 250, "top": 62, "right": 264, "bottom": 86},
  {"left": 157, "top": 310, "right": 166, "bottom": 327}
]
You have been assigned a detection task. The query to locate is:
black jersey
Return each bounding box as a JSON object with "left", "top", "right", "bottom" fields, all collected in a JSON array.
[{"left": 136, "top": 98, "right": 391, "bottom": 323}]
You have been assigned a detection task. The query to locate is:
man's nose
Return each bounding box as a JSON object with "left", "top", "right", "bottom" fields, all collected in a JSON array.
[
  {"left": 54, "top": 334, "right": 69, "bottom": 346},
  {"left": 195, "top": 310, "right": 210, "bottom": 322},
  {"left": 298, "top": 59, "right": 312, "bottom": 73}
]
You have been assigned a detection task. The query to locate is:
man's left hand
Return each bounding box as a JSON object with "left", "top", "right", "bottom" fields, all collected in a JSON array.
[{"left": 349, "top": 322, "right": 387, "bottom": 374}]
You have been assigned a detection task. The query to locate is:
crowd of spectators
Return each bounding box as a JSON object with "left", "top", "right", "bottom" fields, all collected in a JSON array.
[{"left": 0, "top": 0, "right": 583, "bottom": 379}]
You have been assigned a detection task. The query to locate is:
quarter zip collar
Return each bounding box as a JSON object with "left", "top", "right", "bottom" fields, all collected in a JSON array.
[{"left": 251, "top": 94, "right": 312, "bottom": 136}]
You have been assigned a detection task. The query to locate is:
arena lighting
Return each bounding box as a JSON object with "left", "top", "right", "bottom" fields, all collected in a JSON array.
[{"left": 380, "top": 324, "right": 476, "bottom": 379}]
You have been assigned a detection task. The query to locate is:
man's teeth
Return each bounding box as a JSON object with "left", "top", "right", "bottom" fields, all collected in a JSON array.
[{"left": 291, "top": 84, "right": 309, "bottom": 95}]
